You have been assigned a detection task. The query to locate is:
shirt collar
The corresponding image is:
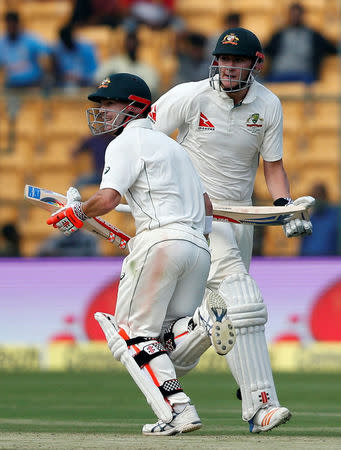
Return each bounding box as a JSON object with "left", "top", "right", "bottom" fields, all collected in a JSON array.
[
  {"left": 125, "top": 118, "right": 152, "bottom": 130},
  {"left": 215, "top": 79, "right": 258, "bottom": 105}
]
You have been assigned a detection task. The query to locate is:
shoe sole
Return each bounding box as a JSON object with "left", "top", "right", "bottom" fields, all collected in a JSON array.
[
  {"left": 207, "top": 291, "right": 236, "bottom": 356},
  {"left": 251, "top": 410, "right": 292, "bottom": 433},
  {"left": 142, "top": 421, "right": 202, "bottom": 436}
]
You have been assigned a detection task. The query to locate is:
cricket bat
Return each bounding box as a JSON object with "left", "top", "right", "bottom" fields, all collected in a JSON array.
[
  {"left": 102, "top": 201, "right": 313, "bottom": 227},
  {"left": 213, "top": 204, "right": 311, "bottom": 226},
  {"left": 24, "top": 185, "right": 131, "bottom": 249}
]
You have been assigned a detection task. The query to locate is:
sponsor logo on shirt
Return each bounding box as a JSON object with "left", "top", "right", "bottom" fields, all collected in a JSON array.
[
  {"left": 148, "top": 105, "right": 156, "bottom": 123},
  {"left": 221, "top": 33, "right": 239, "bottom": 46},
  {"left": 198, "top": 112, "right": 215, "bottom": 130},
  {"left": 104, "top": 166, "right": 110, "bottom": 174}
]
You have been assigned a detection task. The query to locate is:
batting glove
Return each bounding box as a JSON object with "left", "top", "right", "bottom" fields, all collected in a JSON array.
[
  {"left": 274, "top": 196, "right": 315, "bottom": 238},
  {"left": 46, "top": 187, "right": 88, "bottom": 236}
]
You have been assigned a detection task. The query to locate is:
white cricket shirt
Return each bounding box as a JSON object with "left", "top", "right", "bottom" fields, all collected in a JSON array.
[
  {"left": 100, "top": 119, "right": 206, "bottom": 235},
  {"left": 149, "top": 78, "right": 283, "bottom": 207}
]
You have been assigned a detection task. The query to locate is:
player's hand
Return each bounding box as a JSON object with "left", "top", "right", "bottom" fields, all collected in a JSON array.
[
  {"left": 46, "top": 187, "right": 88, "bottom": 236},
  {"left": 283, "top": 196, "right": 315, "bottom": 238}
]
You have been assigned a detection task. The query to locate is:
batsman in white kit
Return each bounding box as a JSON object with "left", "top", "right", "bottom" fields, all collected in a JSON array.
[
  {"left": 46, "top": 73, "right": 235, "bottom": 435},
  {"left": 149, "top": 28, "right": 315, "bottom": 433}
]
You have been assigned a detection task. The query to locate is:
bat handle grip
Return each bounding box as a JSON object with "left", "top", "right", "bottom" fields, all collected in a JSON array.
[{"left": 107, "top": 231, "right": 128, "bottom": 249}]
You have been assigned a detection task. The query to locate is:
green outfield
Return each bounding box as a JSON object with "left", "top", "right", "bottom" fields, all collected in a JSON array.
[{"left": 0, "top": 371, "right": 341, "bottom": 449}]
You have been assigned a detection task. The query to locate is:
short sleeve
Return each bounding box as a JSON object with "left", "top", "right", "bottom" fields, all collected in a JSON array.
[
  {"left": 100, "top": 130, "right": 143, "bottom": 196},
  {"left": 260, "top": 96, "right": 283, "bottom": 162},
  {"left": 149, "top": 83, "right": 191, "bottom": 136}
]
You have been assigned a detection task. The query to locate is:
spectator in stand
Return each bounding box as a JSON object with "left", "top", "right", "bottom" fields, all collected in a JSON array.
[
  {"left": 68, "top": 0, "right": 127, "bottom": 28},
  {"left": 173, "top": 32, "right": 210, "bottom": 85},
  {"left": 52, "top": 25, "right": 98, "bottom": 89},
  {"left": 264, "top": 2, "right": 337, "bottom": 84},
  {"left": 300, "top": 183, "right": 340, "bottom": 256},
  {"left": 72, "top": 133, "right": 113, "bottom": 189},
  {"left": 123, "top": 0, "right": 185, "bottom": 34},
  {"left": 95, "top": 32, "right": 160, "bottom": 98},
  {"left": 37, "top": 230, "right": 100, "bottom": 257},
  {"left": 0, "top": 11, "right": 51, "bottom": 88},
  {"left": 0, "top": 223, "right": 21, "bottom": 257}
]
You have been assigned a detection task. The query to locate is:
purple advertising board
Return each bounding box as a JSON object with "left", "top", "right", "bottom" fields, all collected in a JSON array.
[{"left": 0, "top": 257, "right": 340, "bottom": 344}]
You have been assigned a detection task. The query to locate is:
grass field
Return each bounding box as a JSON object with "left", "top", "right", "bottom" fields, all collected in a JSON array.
[{"left": 0, "top": 371, "right": 341, "bottom": 449}]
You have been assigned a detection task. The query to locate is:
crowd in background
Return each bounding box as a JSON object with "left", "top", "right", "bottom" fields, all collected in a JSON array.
[{"left": 0, "top": 0, "right": 339, "bottom": 257}]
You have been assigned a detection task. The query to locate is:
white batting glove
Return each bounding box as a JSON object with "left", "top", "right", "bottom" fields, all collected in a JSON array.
[
  {"left": 46, "top": 187, "right": 88, "bottom": 236},
  {"left": 282, "top": 196, "right": 315, "bottom": 238},
  {"left": 66, "top": 186, "right": 82, "bottom": 203}
]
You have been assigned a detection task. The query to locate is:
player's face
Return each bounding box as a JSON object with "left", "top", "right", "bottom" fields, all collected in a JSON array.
[
  {"left": 99, "top": 100, "right": 129, "bottom": 131},
  {"left": 217, "top": 55, "right": 253, "bottom": 90}
]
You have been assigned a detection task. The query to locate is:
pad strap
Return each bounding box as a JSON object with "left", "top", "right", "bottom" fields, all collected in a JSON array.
[
  {"left": 134, "top": 342, "right": 167, "bottom": 368},
  {"left": 159, "top": 379, "right": 183, "bottom": 397},
  {"left": 125, "top": 336, "right": 156, "bottom": 346}
]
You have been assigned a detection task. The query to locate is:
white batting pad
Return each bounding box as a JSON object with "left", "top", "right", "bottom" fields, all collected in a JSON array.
[
  {"left": 95, "top": 312, "right": 173, "bottom": 423},
  {"left": 165, "top": 317, "right": 211, "bottom": 377},
  {"left": 219, "top": 274, "right": 280, "bottom": 421}
]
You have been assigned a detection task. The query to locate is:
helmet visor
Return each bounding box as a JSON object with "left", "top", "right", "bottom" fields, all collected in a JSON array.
[
  {"left": 86, "top": 96, "right": 150, "bottom": 136},
  {"left": 209, "top": 57, "right": 260, "bottom": 93}
]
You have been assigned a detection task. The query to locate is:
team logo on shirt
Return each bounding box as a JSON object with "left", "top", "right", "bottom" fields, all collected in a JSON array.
[
  {"left": 246, "top": 113, "right": 264, "bottom": 128},
  {"left": 98, "top": 77, "right": 111, "bottom": 89},
  {"left": 198, "top": 112, "right": 215, "bottom": 130},
  {"left": 221, "top": 33, "right": 239, "bottom": 46},
  {"left": 148, "top": 105, "right": 156, "bottom": 123}
]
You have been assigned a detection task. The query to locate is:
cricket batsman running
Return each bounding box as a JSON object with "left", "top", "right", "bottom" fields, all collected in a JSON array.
[
  {"left": 149, "top": 28, "right": 315, "bottom": 432},
  {"left": 46, "top": 73, "right": 235, "bottom": 435}
]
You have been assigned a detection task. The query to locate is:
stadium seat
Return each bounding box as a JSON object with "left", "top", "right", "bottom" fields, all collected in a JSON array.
[
  {"left": 305, "top": 100, "right": 340, "bottom": 133},
  {"left": 175, "top": 0, "right": 224, "bottom": 16},
  {"left": 262, "top": 225, "right": 301, "bottom": 256},
  {"left": 296, "top": 131, "right": 340, "bottom": 165},
  {"left": 34, "top": 136, "right": 81, "bottom": 170},
  {"left": 319, "top": 56, "right": 340, "bottom": 85},
  {"left": 0, "top": 138, "right": 35, "bottom": 171},
  {"left": 290, "top": 163, "right": 340, "bottom": 202},
  {"left": 32, "top": 170, "right": 76, "bottom": 195},
  {"left": 75, "top": 26, "right": 115, "bottom": 62},
  {"left": 0, "top": 204, "right": 19, "bottom": 226},
  {"left": 282, "top": 99, "right": 305, "bottom": 133},
  {"left": 263, "top": 82, "right": 307, "bottom": 99},
  {"left": 44, "top": 96, "right": 91, "bottom": 137},
  {"left": 14, "top": 97, "right": 45, "bottom": 139},
  {"left": 20, "top": 0, "right": 72, "bottom": 42},
  {"left": 240, "top": 14, "right": 274, "bottom": 44},
  {"left": 309, "top": 79, "right": 340, "bottom": 97},
  {"left": 0, "top": 169, "right": 25, "bottom": 201}
]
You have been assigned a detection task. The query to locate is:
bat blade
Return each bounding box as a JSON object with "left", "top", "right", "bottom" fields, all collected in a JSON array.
[
  {"left": 213, "top": 204, "right": 309, "bottom": 226},
  {"left": 24, "top": 185, "right": 131, "bottom": 248}
]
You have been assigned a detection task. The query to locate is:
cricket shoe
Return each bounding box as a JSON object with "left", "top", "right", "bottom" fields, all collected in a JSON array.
[
  {"left": 248, "top": 406, "right": 292, "bottom": 433},
  {"left": 206, "top": 290, "right": 236, "bottom": 355},
  {"left": 142, "top": 404, "right": 202, "bottom": 436}
]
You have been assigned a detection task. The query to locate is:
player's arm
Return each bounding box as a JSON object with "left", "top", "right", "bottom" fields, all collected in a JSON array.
[
  {"left": 82, "top": 188, "right": 121, "bottom": 217},
  {"left": 263, "top": 159, "right": 290, "bottom": 201},
  {"left": 46, "top": 186, "right": 121, "bottom": 236},
  {"left": 263, "top": 159, "right": 313, "bottom": 237}
]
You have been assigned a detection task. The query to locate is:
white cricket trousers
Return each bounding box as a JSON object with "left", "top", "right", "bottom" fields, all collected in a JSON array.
[{"left": 115, "top": 224, "right": 211, "bottom": 338}]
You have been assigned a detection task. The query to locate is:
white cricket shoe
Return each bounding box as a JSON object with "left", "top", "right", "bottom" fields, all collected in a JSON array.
[
  {"left": 142, "top": 404, "right": 202, "bottom": 436},
  {"left": 249, "top": 406, "right": 292, "bottom": 433},
  {"left": 206, "top": 290, "right": 236, "bottom": 355}
]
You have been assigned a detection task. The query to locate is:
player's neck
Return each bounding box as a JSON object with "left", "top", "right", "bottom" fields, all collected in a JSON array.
[{"left": 226, "top": 88, "right": 249, "bottom": 106}]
